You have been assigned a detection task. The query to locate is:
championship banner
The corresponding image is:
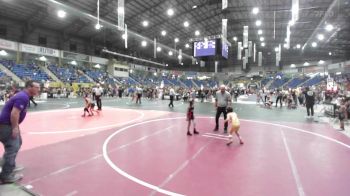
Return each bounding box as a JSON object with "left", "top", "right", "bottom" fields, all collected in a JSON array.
[
  {"left": 248, "top": 41, "right": 252, "bottom": 57},
  {"left": 253, "top": 43, "right": 256, "bottom": 62},
  {"left": 258, "top": 52, "right": 262, "bottom": 67},
  {"left": 237, "top": 42, "right": 242, "bottom": 60},
  {"left": 243, "top": 26, "right": 249, "bottom": 48},
  {"left": 222, "top": 0, "right": 228, "bottom": 10},
  {"left": 118, "top": 0, "right": 125, "bottom": 30},
  {"left": 222, "top": 19, "right": 228, "bottom": 39},
  {"left": 124, "top": 24, "right": 128, "bottom": 49}
]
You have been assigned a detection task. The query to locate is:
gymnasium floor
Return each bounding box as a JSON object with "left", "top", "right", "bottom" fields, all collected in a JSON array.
[{"left": 0, "top": 96, "right": 349, "bottom": 196}]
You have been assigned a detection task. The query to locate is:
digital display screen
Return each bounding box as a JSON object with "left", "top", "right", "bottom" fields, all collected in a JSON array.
[{"left": 193, "top": 40, "right": 216, "bottom": 57}]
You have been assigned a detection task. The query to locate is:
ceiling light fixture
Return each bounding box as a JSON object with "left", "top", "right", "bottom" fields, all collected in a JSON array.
[
  {"left": 184, "top": 21, "right": 189, "bottom": 27},
  {"left": 195, "top": 30, "right": 200, "bottom": 36},
  {"left": 252, "top": 7, "right": 259, "bottom": 15},
  {"left": 296, "top": 44, "right": 301, "bottom": 49},
  {"left": 255, "top": 20, "right": 262, "bottom": 26},
  {"left": 142, "top": 20, "right": 149, "bottom": 27},
  {"left": 317, "top": 34, "right": 324, "bottom": 41},
  {"left": 233, "top": 37, "right": 237, "bottom": 41},
  {"left": 174, "top": 38, "right": 179, "bottom": 43},
  {"left": 57, "top": 10, "right": 66, "bottom": 18},
  {"left": 168, "top": 51, "right": 173, "bottom": 56},
  {"left": 260, "top": 37, "right": 265, "bottom": 42},
  {"left": 311, "top": 42, "right": 317, "bottom": 47},
  {"left": 141, "top": 41, "right": 147, "bottom": 47},
  {"left": 167, "top": 8, "right": 174, "bottom": 16},
  {"left": 258, "top": 30, "right": 263, "bottom": 35},
  {"left": 161, "top": 30, "right": 167, "bottom": 36},
  {"left": 325, "top": 24, "right": 334, "bottom": 32}
]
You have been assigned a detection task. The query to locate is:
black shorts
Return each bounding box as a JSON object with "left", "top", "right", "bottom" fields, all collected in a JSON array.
[{"left": 90, "top": 103, "right": 95, "bottom": 108}]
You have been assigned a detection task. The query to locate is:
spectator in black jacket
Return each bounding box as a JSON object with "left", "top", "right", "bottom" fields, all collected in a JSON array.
[{"left": 304, "top": 87, "right": 315, "bottom": 118}]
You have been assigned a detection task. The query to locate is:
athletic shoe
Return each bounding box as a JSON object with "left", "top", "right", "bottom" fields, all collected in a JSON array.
[
  {"left": 226, "top": 141, "right": 233, "bottom": 146},
  {"left": 0, "top": 165, "right": 24, "bottom": 173},
  {"left": 213, "top": 128, "right": 218, "bottom": 132},
  {"left": 0, "top": 173, "right": 23, "bottom": 184},
  {"left": 187, "top": 132, "right": 192, "bottom": 136},
  {"left": 193, "top": 129, "right": 199, "bottom": 134},
  {"left": 240, "top": 140, "right": 244, "bottom": 145}
]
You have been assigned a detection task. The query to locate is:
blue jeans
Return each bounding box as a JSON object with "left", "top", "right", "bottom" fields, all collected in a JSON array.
[{"left": 0, "top": 124, "right": 22, "bottom": 178}]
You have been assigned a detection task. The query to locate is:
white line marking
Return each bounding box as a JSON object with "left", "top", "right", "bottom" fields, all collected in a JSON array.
[
  {"left": 149, "top": 141, "right": 211, "bottom": 196},
  {"left": 281, "top": 130, "right": 306, "bottom": 196},
  {"left": 103, "top": 117, "right": 350, "bottom": 196},
  {"left": 27, "top": 109, "right": 145, "bottom": 134},
  {"left": 65, "top": 190, "right": 78, "bottom": 196},
  {"left": 25, "top": 125, "right": 175, "bottom": 185},
  {"left": 201, "top": 135, "right": 229, "bottom": 141},
  {"left": 203, "top": 133, "right": 230, "bottom": 138}
]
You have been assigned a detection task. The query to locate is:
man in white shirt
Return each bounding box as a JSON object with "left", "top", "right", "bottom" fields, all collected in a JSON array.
[
  {"left": 214, "top": 85, "right": 232, "bottom": 133},
  {"left": 135, "top": 86, "right": 143, "bottom": 104},
  {"left": 94, "top": 84, "right": 103, "bottom": 110},
  {"left": 168, "top": 87, "right": 175, "bottom": 107}
]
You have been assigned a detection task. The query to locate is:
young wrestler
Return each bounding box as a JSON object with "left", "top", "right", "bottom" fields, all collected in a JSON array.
[
  {"left": 82, "top": 95, "right": 98, "bottom": 117},
  {"left": 187, "top": 100, "right": 199, "bottom": 136},
  {"left": 225, "top": 107, "right": 244, "bottom": 145}
]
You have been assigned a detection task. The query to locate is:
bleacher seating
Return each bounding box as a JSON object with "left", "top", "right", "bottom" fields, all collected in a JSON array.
[
  {"left": 286, "top": 77, "right": 309, "bottom": 88},
  {"left": 182, "top": 79, "right": 194, "bottom": 88},
  {"left": 1, "top": 60, "right": 51, "bottom": 81},
  {"left": 269, "top": 77, "right": 290, "bottom": 89},
  {"left": 302, "top": 75, "right": 325, "bottom": 87},
  {"left": 48, "top": 64, "right": 89, "bottom": 83}
]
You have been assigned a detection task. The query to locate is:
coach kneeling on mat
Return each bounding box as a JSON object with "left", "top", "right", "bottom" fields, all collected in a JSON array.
[
  {"left": 214, "top": 85, "right": 232, "bottom": 134},
  {"left": 0, "top": 81, "right": 40, "bottom": 183}
]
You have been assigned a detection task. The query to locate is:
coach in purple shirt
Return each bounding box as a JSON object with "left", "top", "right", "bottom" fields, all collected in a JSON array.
[{"left": 0, "top": 80, "right": 40, "bottom": 183}]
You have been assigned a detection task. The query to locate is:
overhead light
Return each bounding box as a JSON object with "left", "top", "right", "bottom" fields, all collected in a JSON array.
[
  {"left": 130, "top": 69, "right": 133, "bottom": 73},
  {"left": 161, "top": 30, "right": 167, "bottom": 36},
  {"left": 142, "top": 20, "right": 149, "bottom": 27},
  {"left": 0, "top": 50, "right": 8, "bottom": 56},
  {"left": 95, "top": 64, "right": 101, "bottom": 68},
  {"left": 233, "top": 37, "right": 237, "bottom": 41},
  {"left": 192, "top": 5, "right": 197, "bottom": 9},
  {"left": 184, "top": 21, "right": 189, "bottom": 27},
  {"left": 258, "top": 30, "right": 263, "bottom": 35},
  {"left": 174, "top": 38, "right": 179, "bottom": 43},
  {"left": 122, "top": 33, "right": 126, "bottom": 39},
  {"left": 296, "top": 44, "right": 301, "bottom": 49},
  {"left": 195, "top": 30, "right": 200, "bottom": 36},
  {"left": 317, "top": 34, "right": 324, "bottom": 41},
  {"left": 154, "top": 72, "right": 157, "bottom": 76},
  {"left": 318, "top": 60, "right": 325, "bottom": 65},
  {"left": 304, "top": 62, "right": 310, "bottom": 66},
  {"left": 181, "top": 62, "right": 184, "bottom": 65},
  {"left": 156, "top": 47, "right": 162, "bottom": 52},
  {"left": 260, "top": 37, "right": 264, "bottom": 41},
  {"left": 178, "top": 55, "right": 182, "bottom": 59},
  {"left": 336, "top": 72, "right": 342, "bottom": 75},
  {"left": 57, "top": 10, "right": 66, "bottom": 18},
  {"left": 275, "top": 47, "right": 279, "bottom": 52},
  {"left": 311, "top": 42, "right": 317, "bottom": 47},
  {"left": 252, "top": 7, "right": 259, "bottom": 15},
  {"left": 141, "top": 41, "right": 147, "bottom": 47},
  {"left": 291, "top": 64, "right": 296, "bottom": 68},
  {"left": 185, "top": 43, "right": 190, "bottom": 48},
  {"left": 255, "top": 20, "right": 262, "bottom": 26},
  {"left": 167, "top": 8, "right": 174, "bottom": 16},
  {"left": 95, "top": 23, "right": 102, "bottom": 30},
  {"left": 165, "top": 64, "right": 169, "bottom": 67},
  {"left": 261, "top": 43, "right": 265, "bottom": 47},
  {"left": 329, "top": 52, "right": 332, "bottom": 56},
  {"left": 325, "top": 24, "right": 334, "bottom": 32},
  {"left": 283, "top": 43, "right": 288, "bottom": 48},
  {"left": 204, "top": 38, "right": 208, "bottom": 42},
  {"left": 168, "top": 51, "right": 173, "bottom": 56},
  {"left": 39, "top": 56, "right": 47, "bottom": 61},
  {"left": 70, "top": 60, "right": 77, "bottom": 65}
]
